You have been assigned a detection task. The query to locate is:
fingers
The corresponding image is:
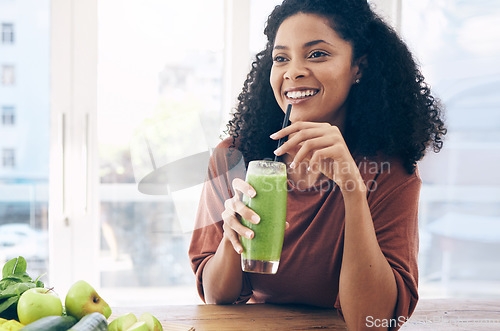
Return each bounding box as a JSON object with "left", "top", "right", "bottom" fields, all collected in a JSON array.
[
  {"left": 222, "top": 199, "right": 254, "bottom": 254},
  {"left": 272, "top": 123, "right": 343, "bottom": 169},
  {"left": 273, "top": 123, "right": 340, "bottom": 155},
  {"left": 308, "top": 146, "right": 339, "bottom": 176},
  {"left": 230, "top": 178, "right": 260, "bottom": 223},
  {"left": 224, "top": 197, "right": 260, "bottom": 225},
  {"left": 223, "top": 178, "right": 291, "bottom": 255},
  {"left": 222, "top": 209, "right": 251, "bottom": 254},
  {"left": 289, "top": 136, "right": 329, "bottom": 167},
  {"left": 270, "top": 121, "right": 335, "bottom": 141},
  {"left": 232, "top": 178, "right": 256, "bottom": 198},
  {"left": 270, "top": 121, "right": 311, "bottom": 140},
  {"left": 222, "top": 178, "right": 261, "bottom": 254}
]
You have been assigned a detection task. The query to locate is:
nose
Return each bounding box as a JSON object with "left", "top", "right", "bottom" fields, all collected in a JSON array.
[{"left": 283, "top": 60, "right": 308, "bottom": 80}]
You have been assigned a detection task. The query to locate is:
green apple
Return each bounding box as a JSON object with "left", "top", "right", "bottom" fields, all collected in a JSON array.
[
  {"left": 1, "top": 319, "right": 24, "bottom": 331},
  {"left": 127, "top": 321, "right": 149, "bottom": 331},
  {"left": 17, "top": 288, "right": 63, "bottom": 325},
  {"left": 139, "top": 312, "right": 163, "bottom": 331},
  {"left": 65, "top": 280, "right": 112, "bottom": 320},
  {"left": 109, "top": 313, "right": 137, "bottom": 331}
]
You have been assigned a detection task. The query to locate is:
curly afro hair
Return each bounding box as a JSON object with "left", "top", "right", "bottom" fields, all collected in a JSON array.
[{"left": 226, "top": 0, "right": 446, "bottom": 174}]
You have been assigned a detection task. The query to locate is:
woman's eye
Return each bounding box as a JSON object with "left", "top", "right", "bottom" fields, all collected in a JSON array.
[
  {"left": 309, "top": 51, "right": 328, "bottom": 59},
  {"left": 273, "top": 55, "right": 288, "bottom": 63}
]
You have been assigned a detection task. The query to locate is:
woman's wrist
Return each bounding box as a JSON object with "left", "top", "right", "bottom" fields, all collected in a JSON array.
[{"left": 338, "top": 175, "right": 367, "bottom": 198}]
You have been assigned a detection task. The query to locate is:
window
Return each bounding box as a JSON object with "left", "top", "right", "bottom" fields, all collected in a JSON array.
[
  {"left": 2, "top": 65, "right": 15, "bottom": 85},
  {"left": 2, "top": 105, "right": 15, "bottom": 126},
  {"left": 2, "top": 148, "right": 16, "bottom": 168},
  {"left": 402, "top": 0, "right": 500, "bottom": 299},
  {"left": 97, "top": 0, "right": 225, "bottom": 304},
  {"left": 250, "top": 0, "right": 283, "bottom": 54},
  {"left": 1, "top": 23, "right": 14, "bottom": 44},
  {"left": 0, "top": 0, "right": 49, "bottom": 280}
]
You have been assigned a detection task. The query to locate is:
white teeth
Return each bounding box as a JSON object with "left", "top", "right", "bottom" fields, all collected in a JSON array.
[{"left": 286, "top": 90, "right": 318, "bottom": 99}]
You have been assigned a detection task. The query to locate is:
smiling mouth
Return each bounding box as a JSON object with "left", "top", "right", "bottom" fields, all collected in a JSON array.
[{"left": 285, "top": 89, "right": 319, "bottom": 100}]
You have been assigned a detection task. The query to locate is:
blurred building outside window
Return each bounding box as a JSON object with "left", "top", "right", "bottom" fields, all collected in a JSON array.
[
  {"left": 1, "top": 105, "right": 15, "bottom": 126},
  {"left": 2, "top": 65, "right": 15, "bottom": 85},
  {"left": 2, "top": 148, "right": 15, "bottom": 168},
  {"left": 0, "top": 0, "right": 50, "bottom": 279},
  {"left": 1, "top": 22, "right": 14, "bottom": 44}
]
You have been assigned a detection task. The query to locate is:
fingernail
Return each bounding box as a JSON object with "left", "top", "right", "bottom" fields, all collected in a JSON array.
[
  {"left": 246, "top": 231, "right": 253, "bottom": 239},
  {"left": 270, "top": 133, "right": 278, "bottom": 139},
  {"left": 248, "top": 190, "right": 256, "bottom": 198},
  {"left": 290, "top": 161, "right": 296, "bottom": 169},
  {"left": 307, "top": 166, "right": 311, "bottom": 172},
  {"left": 274, "top": 147, "right": 282, "bottom": 155},
  {"left": 252, "top": 215, "right": 260, "bottom": 223},
  {"left": 236, "top": 247, "right": 243, "bottom": 254}
]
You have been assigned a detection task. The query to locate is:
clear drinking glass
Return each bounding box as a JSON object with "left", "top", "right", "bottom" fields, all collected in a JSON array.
[{"left": 241, "top": 160, "right": 287, "bottom": 274}]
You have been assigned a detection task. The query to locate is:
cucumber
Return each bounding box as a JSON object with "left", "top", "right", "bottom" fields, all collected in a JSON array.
[
  {"left": 68, "top": 312, "right": 108, "bottom": 331},
  {"left": 20, "top": 315, "right": 77, "bottom": 330}
]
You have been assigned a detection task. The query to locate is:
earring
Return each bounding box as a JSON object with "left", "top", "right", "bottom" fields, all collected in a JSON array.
[{"left": 355, "top": 78, "right": 360, "bottom": 84}]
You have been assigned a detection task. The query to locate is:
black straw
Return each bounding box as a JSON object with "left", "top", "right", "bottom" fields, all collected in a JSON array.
[{"left": 274, "top": 104, "right": 292, "bottom": 162}]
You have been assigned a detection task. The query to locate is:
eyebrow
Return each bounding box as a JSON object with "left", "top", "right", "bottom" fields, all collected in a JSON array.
[{"left": 273, "top": 39, "right": 333, "bottom": 50}]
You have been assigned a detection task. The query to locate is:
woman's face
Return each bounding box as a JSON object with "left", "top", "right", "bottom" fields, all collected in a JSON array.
[{"left": 270, "top": 13, "right": 361, "bottom": 126}]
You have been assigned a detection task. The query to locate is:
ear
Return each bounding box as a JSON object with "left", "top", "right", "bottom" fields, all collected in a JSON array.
[{"left": 352, "top": 55, "right": 367, "bottom": 83}]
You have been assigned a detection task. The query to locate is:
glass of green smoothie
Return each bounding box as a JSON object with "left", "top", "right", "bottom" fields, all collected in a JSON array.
[{"left": 241, "top": 160, "right": 287, "bottom": 274}]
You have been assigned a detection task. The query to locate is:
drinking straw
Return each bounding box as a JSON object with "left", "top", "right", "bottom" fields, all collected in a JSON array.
[{"left": 274, "top": 104, "right": 292, "bottom": 162}]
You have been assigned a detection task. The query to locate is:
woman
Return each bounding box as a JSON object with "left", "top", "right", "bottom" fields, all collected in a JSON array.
[{"left": 189, "top": 0, "right": 446, "bottom": 330}]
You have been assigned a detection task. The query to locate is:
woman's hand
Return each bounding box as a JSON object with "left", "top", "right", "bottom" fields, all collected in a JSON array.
[
  {"left": 271, "top": 121, "right": 365, "bottom": 193},
  {"left": 221, "top": 178, "right": 260, "bottom": 254},
  {"left": 222, "top": 178, "right": 290, "bottom": 254}
]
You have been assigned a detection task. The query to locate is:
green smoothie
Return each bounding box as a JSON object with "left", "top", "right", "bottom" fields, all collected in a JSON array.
[{"left": 241, "top": 160, "right": 287, "bottom": 274}]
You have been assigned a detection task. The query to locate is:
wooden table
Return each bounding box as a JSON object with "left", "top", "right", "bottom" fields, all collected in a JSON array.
[
  {"left": 404, "top": 299, "right": 500, "bottom": 330},
  {"left": 111, "top": 299, "right": 500, "bottom": 330}
]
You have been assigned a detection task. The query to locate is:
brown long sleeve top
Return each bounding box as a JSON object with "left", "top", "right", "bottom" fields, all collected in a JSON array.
[{"left": 189, "top": 138, "right": 420, "bottom": 326}]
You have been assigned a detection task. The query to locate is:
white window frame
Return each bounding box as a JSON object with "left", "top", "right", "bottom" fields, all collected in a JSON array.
[
  {"left": 370, "top": 0, "right": 402, "bottom": 33},
  {"left": 223, "top": 0, "right": 251, "bottom": 119},
  {"left": 49, "top": 0, "right": 99, "bottom": 293}
]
